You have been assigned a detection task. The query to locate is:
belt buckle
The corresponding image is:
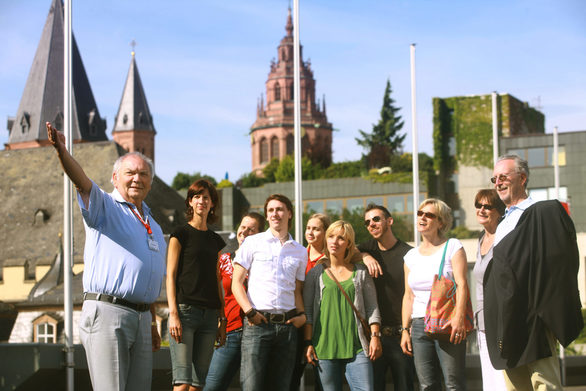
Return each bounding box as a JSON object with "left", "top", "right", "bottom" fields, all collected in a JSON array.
[{"left": 270, "top": 313, "right": 285, "bottom": 324}]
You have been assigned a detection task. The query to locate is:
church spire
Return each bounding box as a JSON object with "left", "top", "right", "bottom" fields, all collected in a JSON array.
[
  {"left": 112, "top": 48, "right": 156, "bottom": 161},
  {"left": 285, "top": 7, "right": 293, "bottom": 37},
  {"left": 6, "top": 0, "right": 107, "bottom": 150}
]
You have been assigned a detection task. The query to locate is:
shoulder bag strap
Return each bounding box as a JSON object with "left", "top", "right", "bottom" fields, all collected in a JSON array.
[
  {"left": 437, "top": 239, "right": 450, "bottom": 280},
  {"left": 325, "top": 267, "right": 370, "bottom": 328}
]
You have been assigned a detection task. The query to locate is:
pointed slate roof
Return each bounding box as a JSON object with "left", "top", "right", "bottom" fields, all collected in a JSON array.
[
  {"left": 6, "top": 0, "right": 107, "bottom": 147},
  {"left": 112, "top": 53, "right": 156, "bottom": 133}
]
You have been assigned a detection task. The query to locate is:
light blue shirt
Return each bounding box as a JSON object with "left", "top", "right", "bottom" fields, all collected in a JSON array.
[
  {"left": 78, "top": 181, "right": 166, "bottom": 304},
  {"left": 494, "top": 197, "right": 536, "bottom": 246}
]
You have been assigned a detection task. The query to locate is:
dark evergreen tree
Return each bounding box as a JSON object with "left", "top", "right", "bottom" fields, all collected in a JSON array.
[{"left": 355, "top": 79, "right": 406, "bottom": 169}]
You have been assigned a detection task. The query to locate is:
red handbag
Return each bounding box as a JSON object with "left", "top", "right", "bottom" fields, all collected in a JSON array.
[{"left": 424, "top": 239, "right": 474, "bottom": 339}]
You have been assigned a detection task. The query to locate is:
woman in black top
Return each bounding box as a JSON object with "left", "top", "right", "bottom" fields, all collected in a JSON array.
[{"left": 167, "top": 179, "right": 226, "bottom": 391}]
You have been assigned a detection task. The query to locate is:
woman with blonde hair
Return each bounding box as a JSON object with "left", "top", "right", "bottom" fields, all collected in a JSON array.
[
  {"left": 303, "top": 220, "right": 382, "bottom": 391},
  {"left": 400, "top": 199, "right": 469, "bottom": 390}
]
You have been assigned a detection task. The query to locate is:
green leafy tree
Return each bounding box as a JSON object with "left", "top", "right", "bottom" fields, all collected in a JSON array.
[
  {"left": 355, "top": 79, "right": 406, "bottom": 169},
  {"left": 237, "top": 172, "right": 265, "bottom": 188},
  {"left": 274, "top": 155, "right": 324, "bottom": 182},
  {"left": 171, "top": 171, "right": 217, "bottom": 190},
  {"left": 262, "top": 158, "right": 280, "bottom": 182}
]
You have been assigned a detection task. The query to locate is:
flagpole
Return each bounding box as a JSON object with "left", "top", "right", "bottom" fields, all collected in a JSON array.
[
  {"left": 492, "top": 91, "right": 499, "bottom": 165},
  {"left": 293, "top": 0, "right": 303, "bottom": 243},
  {"left": 410, "top": 44, "right": 420, "bottom": 246},
  {"left": 63, "top": 0, "right": 75, "bottom": 389}
]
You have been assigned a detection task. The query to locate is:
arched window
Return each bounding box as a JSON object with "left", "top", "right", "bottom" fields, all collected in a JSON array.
[
  {"left": 289, "top": 84, "right": 294, "bottom": 100},
  {"left": 286, "top": 134, "right": 294, "bottom": 156},
  {"left": 274, "top": 82, "right": 281, "bottom": 101},
  {"left": 260, "top": 138, "right": 269, "bottom": 164},
  {"left": 271, "top": 136, "right": 279, "bottom": 160}
]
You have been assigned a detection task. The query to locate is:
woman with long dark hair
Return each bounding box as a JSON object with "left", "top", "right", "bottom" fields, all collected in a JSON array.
[{"left": 167, "top": 179, "right": 226, "bottom": 391}]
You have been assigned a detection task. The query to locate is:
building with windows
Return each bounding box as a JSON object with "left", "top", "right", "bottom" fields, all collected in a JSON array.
[{"left": 250, "top": 9, "right": 333, "bottom": 175}]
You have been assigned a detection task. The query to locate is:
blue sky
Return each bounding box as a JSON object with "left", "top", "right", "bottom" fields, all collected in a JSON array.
[{"left": 1, "top": 0, "right": 585, "bottom": 184}]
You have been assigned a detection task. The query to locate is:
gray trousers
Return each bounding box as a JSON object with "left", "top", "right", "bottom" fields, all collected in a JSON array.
[{"left": 79, "top": 300, "right": 152, "bottom": 391}]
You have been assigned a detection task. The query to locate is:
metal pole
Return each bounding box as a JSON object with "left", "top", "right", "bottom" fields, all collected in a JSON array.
[
  {"left": 553, "top": 126, "right": 560, "bottom": 199},
  {"left": 293, "top": 0, "right": 303, "bottom": 244},
  {"left": 63, "top": 0, "right": 75, "bottom": 389},
  {"left": 410, "top": 44, "right": 420, "bottom": 246},
  {"left": 492, "top": 92, "right": 499, "bottom": 165}
]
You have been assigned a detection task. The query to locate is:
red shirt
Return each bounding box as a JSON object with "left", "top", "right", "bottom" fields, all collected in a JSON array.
[
  {"left": 305, "top": 245, "right": 325, "bottom": 275},
  {"left": 218, "top": 252, "right": 243, "bottom": 332}
]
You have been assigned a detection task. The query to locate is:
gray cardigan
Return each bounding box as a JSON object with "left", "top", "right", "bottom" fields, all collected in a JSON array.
[{"left": 303, "top": 262, "right": 381, "bottom": 357}]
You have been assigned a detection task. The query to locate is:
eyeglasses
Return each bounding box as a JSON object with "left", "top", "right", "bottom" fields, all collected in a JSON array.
[
  {"left": 364, "top": 215, "right": 383, "bottom": 227},
  {"left": 490, "top": 172, "right": 516, "bottom": 184},
  {"left": 475, "top": 203, "right": 494, "bottom": 210},
  {"left": 417, "top": 210, "right": 437, "bottom": 219}
]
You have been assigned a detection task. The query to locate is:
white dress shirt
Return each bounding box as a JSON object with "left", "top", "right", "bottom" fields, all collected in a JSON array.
[
  {"left": 494, "top": 197, "right": 536, "bottom": 246},
  {"left": 234, "top": 229, "right": 307, "bottom": 313}
]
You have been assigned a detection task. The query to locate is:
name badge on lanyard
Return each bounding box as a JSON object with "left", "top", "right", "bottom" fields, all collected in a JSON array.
[{"left": 128, "top": 204, "right": 159, "bottom": 252}]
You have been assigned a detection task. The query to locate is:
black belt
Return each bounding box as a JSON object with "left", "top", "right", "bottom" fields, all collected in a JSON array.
[
  {"left": 381, "top": 325, "right": 402, "bottom": 337},
  {"left": 83, "top": 292, "right": 150, "bottom": 312},
  {"left": 259, "top": 309, "right": 298, "bottom": 324}
]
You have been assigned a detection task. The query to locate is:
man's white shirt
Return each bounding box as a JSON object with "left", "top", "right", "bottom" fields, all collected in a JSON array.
[
  {"left": 234, "top": 229, "right": 307, "bottom": 313},
  {"left": 494, "top": 197, "right": 536, "bottom": 246}
]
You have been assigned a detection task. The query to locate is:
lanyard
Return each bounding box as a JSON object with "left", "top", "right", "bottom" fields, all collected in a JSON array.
[{"left": 127, "top": 204, "right": 152, "bottom": 235}]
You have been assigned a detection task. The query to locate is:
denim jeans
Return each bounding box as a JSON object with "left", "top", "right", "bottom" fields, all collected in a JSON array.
[
  {"left": 169, "top": 304, "right": 218, "bottom": 387},
  {"left": 373, "top": 335, "right": 415, "bottom": 391},
  {"left": 204, "top": 329, "right": 242, "bottom": 391},
  {"left": 410, "top": 318, "right": 467, "bottom": 391},
  {"left": 315, "top": 351, "right": 374, "bottom": 391},
  {"left": 240, "top": 321, "right": 298, "bottom": 391}
]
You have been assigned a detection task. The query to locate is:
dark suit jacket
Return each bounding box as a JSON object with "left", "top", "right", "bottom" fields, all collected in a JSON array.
[{"left": 484, "top": 200, "right": 583, "bottom": 369}]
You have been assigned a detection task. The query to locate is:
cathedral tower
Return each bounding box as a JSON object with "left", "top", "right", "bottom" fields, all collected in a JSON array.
[
  {"left": 112, "top": 51, "right": 156, "bottom": 162},
  {"left": 250, "top": 9, "right": 333, "bottom": 174}
]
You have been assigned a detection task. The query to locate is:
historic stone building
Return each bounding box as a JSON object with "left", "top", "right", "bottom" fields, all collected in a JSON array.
[
  {"left": 1, "top": 0, "right": 185, "bottom": 344},
  {"left": 250, "top": 9, "right": 333, "bottom": 174},
  {"left": 111, "top": 51, "right": 157, "bottom": 162},
  {"left": 5, "top": 0, "right": 107, "bottom": 150}
]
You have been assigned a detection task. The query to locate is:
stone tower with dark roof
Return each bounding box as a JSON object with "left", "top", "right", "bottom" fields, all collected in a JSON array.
[
  {"left": 250, "top": 8, "right": 333, "bottom": 175},
  {"left": 5, "top": 0, "right": 107, "bottom": 150},
  {"left": 112, "top": 51, "right": 157, "bottom": 162}
]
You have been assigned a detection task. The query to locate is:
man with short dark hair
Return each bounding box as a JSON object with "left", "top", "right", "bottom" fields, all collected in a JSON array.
[
  {"left": 47, "top": 122, "right": 165, "bottom": 391},
  {"left": 232, "top": 194, "right": 308, "bottom": 390},
  {"left": 358, "top": 204, "right": 415, "bottom": 391},
  {"left": 485, "top": 154, "right": 583, "bottom": 391}
]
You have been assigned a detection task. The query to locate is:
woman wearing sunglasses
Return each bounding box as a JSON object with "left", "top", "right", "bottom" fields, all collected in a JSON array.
[
  {"left": 472, "top": 190, "right": 506, "bottom": 391},
  {"left": 400, "top": 198, "right": 469, "bottom": 390}
]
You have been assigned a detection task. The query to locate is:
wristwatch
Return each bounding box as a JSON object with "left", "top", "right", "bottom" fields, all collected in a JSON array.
[
  {"left": 245, "top": 308, "right": 257, "bottom": 320},
  {"left": 371, "top": 331, "right": 382, "bottom": 338}
]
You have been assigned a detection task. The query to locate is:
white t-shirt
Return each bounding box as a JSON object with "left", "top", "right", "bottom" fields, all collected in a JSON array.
[{"left": 404, "top": 239, "right": 463, "bottom": 318}]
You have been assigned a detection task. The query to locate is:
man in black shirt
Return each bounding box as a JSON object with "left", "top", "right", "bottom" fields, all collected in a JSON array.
[{"left": 358, "top": 204, "right": 415, "bottom": 391}]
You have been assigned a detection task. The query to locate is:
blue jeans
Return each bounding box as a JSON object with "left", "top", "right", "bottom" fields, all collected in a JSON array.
[
  {"left": 373, "top": 335, "right": 415, "bottom": 391},
  {"left": 169, "top": 304, "right": 218, "bottom": 387},
  {"left": 240, "top": 321, "right": 298, "bottom": 391},
  {"left": 204, "top": 329, "right": 242, "bottom": 391},
  {"left": 315, "top": 352, "right": 374, "bottom": 391},
  {"left": 410, "top": 318, "right": 467, "bottom": 391}
]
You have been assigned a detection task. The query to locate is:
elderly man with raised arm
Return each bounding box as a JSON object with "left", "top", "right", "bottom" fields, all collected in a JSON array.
[{"left": 47, "top": 122, "right": 166, "bottom": 391}]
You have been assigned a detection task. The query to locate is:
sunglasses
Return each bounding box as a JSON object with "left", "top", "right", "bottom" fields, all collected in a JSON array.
[
  {"left": 364, "top": 215, "right": 383, "bottom": 227},
  {"left": 490, "top": 172, "right": 516, "bottom": 184},
  {"left": 475, "top": 203, "right": 494, "bottom": 210},
  {"left": 417, "top": 210, "right": 437, "bottom": 219}
]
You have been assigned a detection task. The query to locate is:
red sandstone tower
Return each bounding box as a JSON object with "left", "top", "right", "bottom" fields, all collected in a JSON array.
[{"left": 250, "top": 9, "right": 333, "bottom": 175}]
